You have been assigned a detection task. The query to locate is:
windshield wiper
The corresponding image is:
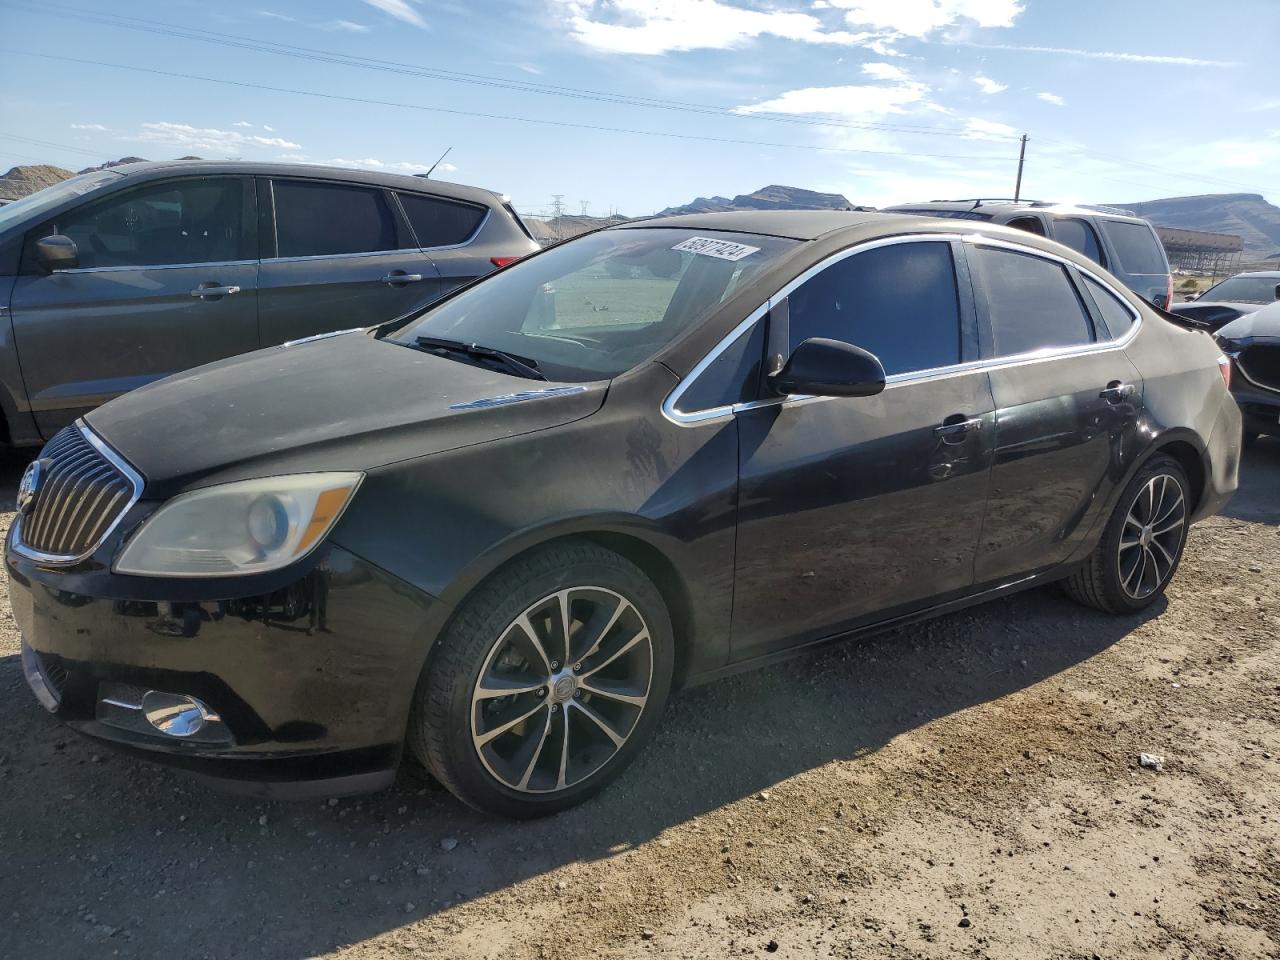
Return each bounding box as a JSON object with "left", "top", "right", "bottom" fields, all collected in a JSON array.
[{"left": 413, "top": 336, "right": 547, "bottom": 381}]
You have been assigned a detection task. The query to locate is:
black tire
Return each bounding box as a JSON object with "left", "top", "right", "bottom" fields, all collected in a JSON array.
[
  {"left": 407, "top": 540, "right": 674, "bottom": 818},
  {"left": 1059, "top": 455, "right": 1187, "bottom": 616}
]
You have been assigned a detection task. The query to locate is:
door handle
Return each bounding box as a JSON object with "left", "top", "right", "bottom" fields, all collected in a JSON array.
[
  {"left": 380, "top": 272, "right": 424, "bottom": 285},
  {"left": 934, "top": 415, "right": 983, "bottom": 443},
  {"left": 1099, "top": 381, "right": 1136, "bottom": 404},
  {"left": 190, "top": 283, "right": 241, "bottom": 299}
]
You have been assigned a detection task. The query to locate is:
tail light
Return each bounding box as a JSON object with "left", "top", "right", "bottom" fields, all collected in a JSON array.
[
  {"left": 490, "top": 256, "right": 521, "bottom": 269},
  {"left": 1162, "top": 274, "right": 1173, "bottom": 309},
  {"left": 1217, "top": 354, "right": 1232, "bottom": 389}
]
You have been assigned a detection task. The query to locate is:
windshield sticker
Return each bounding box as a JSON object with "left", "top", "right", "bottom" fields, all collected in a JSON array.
[{"left": 671, "top": 236, "right": 761, "bottom": 262}]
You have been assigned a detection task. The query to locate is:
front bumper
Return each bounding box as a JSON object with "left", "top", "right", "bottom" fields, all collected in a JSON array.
[
  {"left": 1231, "top": 380, "right": 1280, "bottom": 437},
  {"left": 8, "top": 541, "right": 437, "bottom": 798}
]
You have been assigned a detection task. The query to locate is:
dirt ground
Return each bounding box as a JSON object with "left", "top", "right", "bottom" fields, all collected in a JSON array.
[{"left": 1, "top": 442, "right": 1278, "bottom": 960}]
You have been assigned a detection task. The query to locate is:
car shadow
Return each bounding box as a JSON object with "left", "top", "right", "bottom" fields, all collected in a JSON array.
[
  {"left": 0, "top": 444, "right": 1272, "bottom": 959},
  {"left": 1223, "top": 435, "right": 1280, "bottom": 524}
]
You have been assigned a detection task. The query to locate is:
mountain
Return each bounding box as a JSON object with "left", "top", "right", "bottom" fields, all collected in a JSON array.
[
  {"left": 0, "top": 163, "right": 75, "bottom": 202},
  {"left": 1108, "top": 193, "right": 1280, "bottom": 257},
  {"left": 658, "top": 184, "right": 866, "bottom": 217}
]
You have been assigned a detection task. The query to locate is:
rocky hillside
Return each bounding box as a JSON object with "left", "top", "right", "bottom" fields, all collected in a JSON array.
[
  {"left": 658, "top": 183, "right": 865, "bottom": 217},
  {"left": 1110, "top": 193, "right": 1280, "bottom": 257},
  {"left": 0, "top": 164, "right": 75, "bottom": 202}
]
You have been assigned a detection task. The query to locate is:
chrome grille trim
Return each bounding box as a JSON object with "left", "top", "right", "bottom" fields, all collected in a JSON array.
[{"left": 11, "top": 420, "right": 145, "bottom": 565}]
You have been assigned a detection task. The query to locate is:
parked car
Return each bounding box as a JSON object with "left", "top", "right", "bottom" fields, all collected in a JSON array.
[
  {"left": 1171, "top": 270, "right": 1280, "bottom": 331},
  {"left": 0, "top": 160, "right": 538, "bottom": 444},
  {"left": 882, "top": 199, "right": 1174, "bottom": 308},
  {"left": 12, "top": 211, "right": 1239, "bottom": 816},
  {"left": 1214, "top": 300, "right": 1280, "bottom": 446}
]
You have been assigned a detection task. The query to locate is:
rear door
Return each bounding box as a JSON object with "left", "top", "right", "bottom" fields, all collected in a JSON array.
[
  {"left": 394, "top": 190, "right": 492, "bottom": 295},
  {"left": 9, "top": 175, "right": 258, "bottom": 436},
  {"left": 731, "top": 238, "right": 995, "bottom": 660},
  {"left": 969, "top": 240, "right": 1144, "bottom": 584},
  {"left": 257, "top": 178, "right": 441, "bottom": 345}
]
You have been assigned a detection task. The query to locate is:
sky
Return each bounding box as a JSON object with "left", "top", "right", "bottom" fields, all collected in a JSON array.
[{"left": 1, "top": 0, "right": 1278, "bottom": 218}]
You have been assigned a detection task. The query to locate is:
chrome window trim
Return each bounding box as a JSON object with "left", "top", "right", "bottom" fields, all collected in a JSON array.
[
  {"left": 54, "top": 258, "right": 258, "bottom": 275},
  {"left": 265, "top": 248, "right": 425, "bottom": 265},
  {"left": 662, "top": 232, "right": 1143, "bottom": 427},
  {"left": 10, "top": 419, "right": 145, "bottom": 565}
]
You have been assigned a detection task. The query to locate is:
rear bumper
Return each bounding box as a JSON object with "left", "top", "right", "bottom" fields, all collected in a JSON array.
[{"left": 8, "top": 541, "right": 437, "bottom": 797}]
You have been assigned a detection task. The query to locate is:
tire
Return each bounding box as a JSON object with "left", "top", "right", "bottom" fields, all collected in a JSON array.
[
  {"left": 1063, "top": 454, "right": 1191, "bottom": 615},
  {"left": 407, "top": 540, "right": 674, "bottom": 818}
]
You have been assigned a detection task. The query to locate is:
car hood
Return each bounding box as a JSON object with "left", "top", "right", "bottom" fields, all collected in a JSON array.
[
  {"left": 1216, "top": 300, "right": 1280, "bottom": 342},
  {"left": 85, "top": 331, "right": 606, "bottom": 497}
]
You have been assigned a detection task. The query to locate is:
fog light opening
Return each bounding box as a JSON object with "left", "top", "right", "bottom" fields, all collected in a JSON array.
[{"left": 141, "top": 691, "right": 220, "bottom": 738}]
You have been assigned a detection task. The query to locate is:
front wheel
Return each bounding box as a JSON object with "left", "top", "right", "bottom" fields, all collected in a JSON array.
[
  {"left": 1064, "top": 454, "right": 1191, "bottom": 614},
  {"left": 407, "top": 541, "right": 674, "bottom": 817}
]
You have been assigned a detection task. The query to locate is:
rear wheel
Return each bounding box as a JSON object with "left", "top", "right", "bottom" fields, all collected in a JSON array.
[
  {"left": 1064, "top": 455, "right": 1190, "bottom": 614},
  {"left": 408, "top": 541, "right": 673, "bottom": 817}
]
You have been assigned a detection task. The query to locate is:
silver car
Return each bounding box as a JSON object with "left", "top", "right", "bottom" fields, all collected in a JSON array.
[{"left": 0, "top": 160, "right": 538, "bottom": 446}]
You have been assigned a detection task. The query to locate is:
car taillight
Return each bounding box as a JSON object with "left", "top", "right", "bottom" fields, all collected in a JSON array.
[
  {"left": 1217, "top": 354, "right": 1232, "bottom": 389},
  {"left": 1164, "top": 274, "right": 1173, "bottom": 310},
  {"left": 490, "top": 256, "right": 521, "bottom": 268}
]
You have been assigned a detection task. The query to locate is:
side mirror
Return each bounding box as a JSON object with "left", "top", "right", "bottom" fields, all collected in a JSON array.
[
  {"left": 36, "top": 235, "right": 79, "bottom": 272},
  {"left": 769, "top": 337, "right": 886, "bottom": 398}
]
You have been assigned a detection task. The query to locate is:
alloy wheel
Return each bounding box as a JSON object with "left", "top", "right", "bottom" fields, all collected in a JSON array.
[
  {"left": 470, "top": 587, "right": 653, "bottom": 794},
  {"left": 1117, "top": 473, "right": 1186, "bottom": 600}
]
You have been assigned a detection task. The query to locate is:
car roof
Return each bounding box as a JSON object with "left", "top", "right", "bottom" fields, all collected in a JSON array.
[
  {"left": 101, "top": 159, "right": 505, "bottom": 206},
  {"left": 883, "top": 199, "right": 1147, "bottom": 222},
  {"left": 1223, "top": 270, "right": 1280, "bottom": 279},
  {"left": 617, "top": 209, "right": 913, "bottom": 241}
]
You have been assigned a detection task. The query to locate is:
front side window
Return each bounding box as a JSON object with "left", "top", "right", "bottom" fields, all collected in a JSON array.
[
  {"left": 390, "top": 228, "right": 797, "bottom": 382},
  {"left": 273, "top": 180, "right": 398, "bottom": 258},
  {"left": 398, "top": 193, "right": 486, "bottom": 247},
  {"left": 0, "top": 169, "right": 122, "bottom": 233},
  {"left": 1081, "top": 275, "right": 1136, "bottom": 338},
  {"left": 30, "top": 177, "right": 250, "bottom": 270},
  {"left": 786, "top": 241, "right": 962, "bottom": 376},
  {"left": 973, "top": 246, "right": 1094, "bottom": 357},
  {"left": 1053, "top": 218, "right": 1104, "bottom": 266},
  {"left": 1099, "top": 220, "right": 1168, "bottom": 275}
]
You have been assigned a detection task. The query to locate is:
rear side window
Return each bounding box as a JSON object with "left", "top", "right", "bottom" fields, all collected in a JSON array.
[
  {"left": 973, "top": 247, "right": 1094, "bottom": 357},
  {"left": 1099, "top": 220, "right": 1167, "bottom": 275},
  {"left": 787, "top": 241, "right": 961, "bottom": 376},
  {"left": 1005, "top": 216, "right": 1046, "bottom": 237},
  {"left": 1053, "top": 218, "right": 1104, "bottom": 266},
  {"left": 1082, "top": 275, "right": 1136, "bottom": 338},
  {"left": 397, "top": 193, "right": 486, "bottom": 247},
  {"left": 273, "top": 180, "right": 397, "bottom": 258}
]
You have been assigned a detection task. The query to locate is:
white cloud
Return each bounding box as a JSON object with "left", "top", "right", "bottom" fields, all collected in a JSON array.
[
  {"left": 331, "top": 157, "right": 386, "bottom": 168},
  {"left": 319, "top": 19, "right": 371, "bottom": 32},
  {"left": 363, "top": 0, "right": 426, "bottom": 28},
  {"left": 861, "top": 61, "right": 908, "bottom": 81},
  {"left": 962, "top": 117, "right": 1019, "bottom": 140},
  {"left": 553, "top": 0, "right": 867, "bottom": 55},
  {"left": 973, "top": 74, "right": 1006, "bottom": 94},
  {"left": 952, "top": 41, "right": 1235, "bottom": 67},
  {"left": 70, "top": 123, "right": 108, "bottom": 131},
  {"left": 232, "top": 120, "right": 253, "bottom": 128},
  {"left": 256, "top": 10, "right": 296, "bottom": 21},
  {"left": 435, "top": 161, "right": 458, "bottom": 173},
  {"left": 828, "top": 0, "right": 1022, "bottom": 38},
  {"left": 1037, "top": 91, "right": 1065, "bottom": 106},
  {"left": 736, "top": 80, "right": 928, "bottom": 117},
  {"left": 263, "top": 125, "right": 275, "bottom": 132},
  {"left": 133, "top": 122, "right": 301, "bottom": 152}
]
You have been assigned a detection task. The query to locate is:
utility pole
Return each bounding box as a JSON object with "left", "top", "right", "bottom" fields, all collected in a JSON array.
[
  {"left": 579, "top": 200, "right": 590, "bottom": 216},
  {"left": 550, "top": 195, "right": 566, "bottom": 218},
  {"left": 1013, "top": 134, "right": 1028, "bottom": 201}
]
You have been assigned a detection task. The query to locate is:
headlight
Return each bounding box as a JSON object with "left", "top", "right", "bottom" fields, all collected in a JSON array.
[{"left": 114, "top": 473, "right": 363, "bottom": 577}]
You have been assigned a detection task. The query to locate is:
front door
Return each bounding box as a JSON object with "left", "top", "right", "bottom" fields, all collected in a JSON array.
[
  {"left": 732, "top": 239, "right": 995, "bottom": 661},
  {"left": 966, "top": 242, "right": 1145, "bottom": 584},
  {"left": 257, "top": 178, "right": 441, "bottom": 345},
  {"left": 10, "top": 176, "right": 259, "bottom": 437}
]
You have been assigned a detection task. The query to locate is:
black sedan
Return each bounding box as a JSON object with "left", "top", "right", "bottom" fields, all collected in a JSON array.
[{"left": 9, "top": 211, "right": 1241, "bottom": 817}]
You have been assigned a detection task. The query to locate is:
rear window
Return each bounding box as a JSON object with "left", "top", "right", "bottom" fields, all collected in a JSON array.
[
  {"left": 973, "top": 246, "right": 1095, "bottom": 357},
  {"left": 1081, "top": 275, "right": 1136, "bottom": 338},
  {"left": 397, "top": 193, "right": 486, "bottom": 247},
  {"left": 273, "top": 180, "right": 398, "bottom": 258},
  {"left": 1099, "top": 220, "right": 1167, "bottom": 275},
  {"left": 1053, "top": 218, "right": 1104, "bottom": 266}
]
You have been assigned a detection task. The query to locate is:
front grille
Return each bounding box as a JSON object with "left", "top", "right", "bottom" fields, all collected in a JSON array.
[
  {"left": 18, "top": 424, "right": 140, "bottom": 560},
  {"left": 1238, "top": 344, "right": 1280, "bottom": 394}
]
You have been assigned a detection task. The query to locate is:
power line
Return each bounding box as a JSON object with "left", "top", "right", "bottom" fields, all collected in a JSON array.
[{"left": 0, "top": 50, "right": 1026, "bottom": 165}]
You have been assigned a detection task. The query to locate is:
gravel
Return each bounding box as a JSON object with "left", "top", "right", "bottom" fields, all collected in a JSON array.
[{"left": 1, "top": 441, "right": 1279, "bottom": 959}]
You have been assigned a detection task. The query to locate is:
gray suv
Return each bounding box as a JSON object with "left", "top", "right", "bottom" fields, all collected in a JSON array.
[
  {"left": 882, "top": 199, "right": 1173, "bottom": 309},
  {"left": 0, "top": 161, "right": 538, "bottom": 446}
]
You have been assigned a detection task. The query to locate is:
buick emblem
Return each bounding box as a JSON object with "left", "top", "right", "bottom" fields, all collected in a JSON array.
[{"left": 16, "top": 459, "right": 44, "bottom": 515}]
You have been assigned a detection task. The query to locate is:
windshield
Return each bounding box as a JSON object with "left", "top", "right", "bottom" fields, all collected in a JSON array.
[
  {"left": 0, "top": 169, "right": 123, "bottom": 233},
  {"left": 390, "top": 228, "right": 798, "bottom": 381},
  {"left": 1200, "top": 275, "right": 1280, "bottom": 304}
]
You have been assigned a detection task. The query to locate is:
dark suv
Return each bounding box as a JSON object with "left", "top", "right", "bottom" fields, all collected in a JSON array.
[
  {"left": 0, "top": 161, "right": 538, "bottom": 445},
  {"left": 883, "top": 199, "right": 1173, "bottom": 308}
]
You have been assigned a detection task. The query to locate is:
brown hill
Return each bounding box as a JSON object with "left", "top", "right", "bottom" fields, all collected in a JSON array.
[{"left": 0, "top": 164, "right": 76, "bottom": 201}]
